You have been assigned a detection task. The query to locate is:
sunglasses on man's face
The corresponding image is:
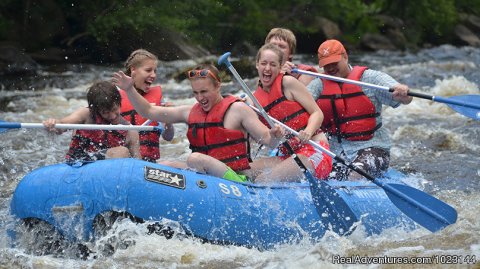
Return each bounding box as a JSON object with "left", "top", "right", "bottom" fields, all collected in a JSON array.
[{"left": 187, "top": 69, "right": 220, "bottom": 83}]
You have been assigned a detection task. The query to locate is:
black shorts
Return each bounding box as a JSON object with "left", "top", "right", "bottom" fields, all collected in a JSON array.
[
  {"left": 329, "top": 147, "right": 390, "bottom": 180},
  {"left": 66, "top": 149, "right": 107, "bottom": 166}
]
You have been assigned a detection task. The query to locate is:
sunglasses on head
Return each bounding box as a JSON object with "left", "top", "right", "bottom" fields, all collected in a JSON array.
[{"left": 187, "top": 69, "right": 220, "bottom": 83}]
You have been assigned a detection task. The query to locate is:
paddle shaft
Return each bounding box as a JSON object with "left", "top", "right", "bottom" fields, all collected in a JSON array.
[
  {"left": 293, "top": 68, "right": 480, "bottom": 110},
  {"left": 0, "top": 122, "right": 163, "bottom": 132}
]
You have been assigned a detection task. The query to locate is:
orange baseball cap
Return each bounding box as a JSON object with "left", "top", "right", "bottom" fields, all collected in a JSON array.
[{"left": 317, "top": 39, "right": 347, "bottom": 67}]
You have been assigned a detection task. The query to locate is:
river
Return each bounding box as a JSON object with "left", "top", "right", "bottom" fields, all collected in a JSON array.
[{"left": 0, "top": 45, "right": 479, "bottom": 268}]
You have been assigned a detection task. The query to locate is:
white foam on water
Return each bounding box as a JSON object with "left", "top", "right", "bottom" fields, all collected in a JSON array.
[
  {"left": 1, "top": 47, "right": 479, "bottom": 269},
  {"left": 383, "top": 75, "right": 479, "bottom": 123}
]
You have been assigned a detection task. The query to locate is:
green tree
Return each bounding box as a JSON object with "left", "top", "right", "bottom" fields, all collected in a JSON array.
[
  {"left": 383, "top": 0, "right": 458, "bottom": 44},
  {"left": 0, "top": 0, "right": 15, "bottom": 39},
  {"left": 0, "top": 0, "right": 473, "bottom": 63},
  {"left": 455, "top": 0, "right": 480, "bottom": 15}
]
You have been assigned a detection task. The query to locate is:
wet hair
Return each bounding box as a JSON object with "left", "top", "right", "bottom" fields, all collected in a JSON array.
[
  {"left": 86, "top": 81, "right": 121, "bottom": 116},
  {"left": 189, "top": 63, "right": 221, "bottom": 86},
  {"left": 124, "top": 49, "right": 158, "bottom": 76},
  {"left": 264, "top": 28, "right": 297, "bottom": 55},
  {"left": 256, "top": 43, "right": 284, "bottom": 65}
]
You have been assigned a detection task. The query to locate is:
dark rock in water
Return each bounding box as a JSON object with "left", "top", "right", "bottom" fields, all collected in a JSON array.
[{"left": 0, "top": 45, "right": 40, "bottom": 76}]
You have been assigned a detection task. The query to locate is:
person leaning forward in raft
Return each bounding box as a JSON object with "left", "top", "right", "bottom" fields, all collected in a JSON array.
[
  {"left": 250, "top": 43, "right": 332, "bottom": 183},
  {"left": 112, "top": 63, "right": 285, "bottom": 183},
  {"left": 307, "top": 39, "right": 413, "bottom": 180},
  {"left": 43, "top": 81, "right": 141, "bottom": 164}
]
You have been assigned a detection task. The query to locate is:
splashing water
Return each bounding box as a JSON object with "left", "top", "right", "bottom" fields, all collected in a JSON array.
[{"left": 0, "top": 45, "right": 479, "bottom": 268}]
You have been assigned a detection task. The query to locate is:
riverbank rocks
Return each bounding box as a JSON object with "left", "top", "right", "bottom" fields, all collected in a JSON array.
[
  {"left": 360, "top": 15, "right": 408, "bottom": 51},
  {"left": 172, "top": 56, "right": 257, "bottom": 83},
  {"left": 151, "top": 29, "right": 211, "bottom": 61},
  {"left": 0, "top": 45, "right": 40, "bottom": 76},
  {"left": 454, "top": 25, "right": 480, "bottom": 47},
  {"left": 454, "top": 14, "right": 480, "bottom": 47},
  {"left": 463, "top": 14, "right": 480, "bottom": 32},
  {"left": 360, "top": 33, "right": 398, "bottom": 51}
]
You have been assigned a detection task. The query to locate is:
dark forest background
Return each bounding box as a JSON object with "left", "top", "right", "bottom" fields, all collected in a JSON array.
[{"left": 1, "top": 0, "right": 479, "bottom": 70}]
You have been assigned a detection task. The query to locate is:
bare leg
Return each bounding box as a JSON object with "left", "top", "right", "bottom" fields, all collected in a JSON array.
[
  {"left": 106, "top": 146, "right": 131, "bottom": 159},
  {"left": 254, "top": 154, "right": 314, "bottom": 184},
  {"left": 186, "top": 152, "right": 229, "bottom": 178},
  {"left": 157, "top": 160, "right": 189, "bottom": 169}
]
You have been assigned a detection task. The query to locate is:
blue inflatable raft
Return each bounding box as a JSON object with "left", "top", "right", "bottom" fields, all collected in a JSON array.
[{"left": 10, "top": 158, "right": 417, "bottom": 250}]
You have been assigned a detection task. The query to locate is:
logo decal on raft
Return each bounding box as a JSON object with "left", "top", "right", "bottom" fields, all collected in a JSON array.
[{"left": 144, "top": 166, "right": 186, "bottom": 189}]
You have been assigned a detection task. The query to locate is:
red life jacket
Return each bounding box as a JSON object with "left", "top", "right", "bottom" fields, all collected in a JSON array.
[
  {"left": 291, "top": 63, "right": 318, "bottom": 80},
  {"left": 120, "top": 86, "right": 163, "bottom": 162},
  {"left": 66, "top": 114, "right": 128, "bottom": 162},
  {"left": 254, "top": 73, "right": 311, "bottom": 155},
  {"left": 316, "top": 66, "right": 381, "bottom": 142},
  {"left": 187, "top": 95, "right": 251, "bottom": 172}
]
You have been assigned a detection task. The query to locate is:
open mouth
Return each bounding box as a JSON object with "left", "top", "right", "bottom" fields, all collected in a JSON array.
[
  {"left": 144, "top": 81, "right": 152, "bottom": 89},
  {"left": 200, "top": 99, "right": 208, "bottom": 107},
  {"left": 261, "top": 73, "right": 272, "bottom": 84},
  {"left": 326, "top": 69, "right": 338, "bottom": 76}
]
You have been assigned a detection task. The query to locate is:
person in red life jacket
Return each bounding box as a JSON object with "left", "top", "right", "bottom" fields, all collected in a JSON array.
[
  {"left": 250, "top": 43, "right": 332, "bottom": 183},
  {"left": 42, "top": 81, "right": 140, "bottom": 164},
  {"left": 307, "top": 39, "right": 413, "bottom": 180},
  {"left": 118, "top": 49, "right": 174, "bottom": 163},
  {"left": 265, "top": 28, "right": 317, "bottom": 86},
  {"left": 113, "top": 63, "right": 285, "bottom": 183}
]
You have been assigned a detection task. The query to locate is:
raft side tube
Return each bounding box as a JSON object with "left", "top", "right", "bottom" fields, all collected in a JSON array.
[{"left": 10, "top": 159, "right": 417, "bottom": 249}]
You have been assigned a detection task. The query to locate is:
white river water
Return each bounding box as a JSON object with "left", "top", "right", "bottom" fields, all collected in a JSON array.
[{"left": 0, "top": 45, "right": 479, "bottom": 268}]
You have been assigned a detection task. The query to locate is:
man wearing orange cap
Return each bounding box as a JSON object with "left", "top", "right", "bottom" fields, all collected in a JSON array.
[{"left": 307, "top": 39, "right": 412, "bottom": 180}]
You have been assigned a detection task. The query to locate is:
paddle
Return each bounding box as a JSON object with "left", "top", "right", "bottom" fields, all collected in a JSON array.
[
  {"left": 249, "top": 104, "right": 457, "bottom": 232},
  {"left": 0, "top": 121, "right": 164, "bottom": 133},
  {"left": 218, "top": 52, "right": 358, "bottom": 235},
  {"left": 292, "top": 68, "right": 480, "bottom": 121}
]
